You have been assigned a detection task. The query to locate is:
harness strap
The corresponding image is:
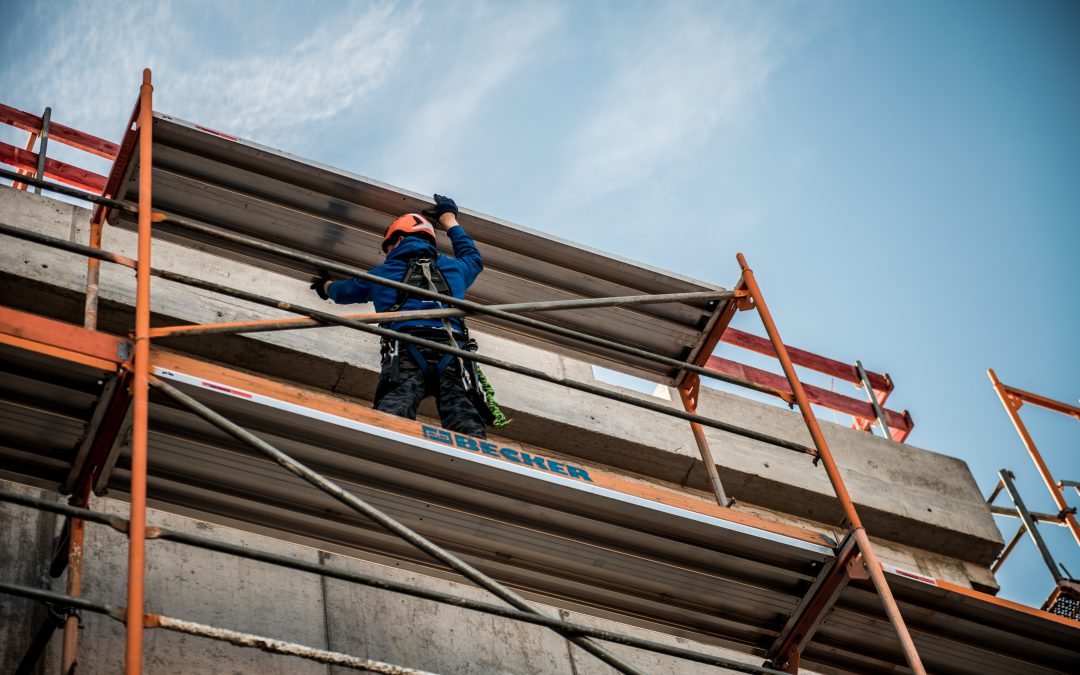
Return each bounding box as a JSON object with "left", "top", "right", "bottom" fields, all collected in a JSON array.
[
  {"left": 419, "top": 260, "right": 473, "bottom": 391},
  {"left": 386, "top": 336, "right": 401, "bottom": 382},
  {"left": 386, "top": 256, "right": 454, "bottom": 316},
  {"left": 382, "top": 257, "right": 475, "bottom": 395}
]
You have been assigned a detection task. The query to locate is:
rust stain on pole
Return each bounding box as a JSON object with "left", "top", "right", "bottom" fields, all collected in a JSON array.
[{"left": 61, "top": 515, "right": 85, "bottom": 673}]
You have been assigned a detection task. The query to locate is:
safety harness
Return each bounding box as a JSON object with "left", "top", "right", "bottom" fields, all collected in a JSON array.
[{"left": 380, "top": 257, "right": 508, "bottom": 427}]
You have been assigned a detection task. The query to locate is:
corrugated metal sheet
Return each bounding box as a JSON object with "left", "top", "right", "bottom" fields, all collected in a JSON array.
[
  {"left": 805, "top": 576, "right": 1080, "bottom": 674},
  {"left": 103, "top": 113, "right": 727, "bottom": 384},
  {"left": 1, "top": 326, "right": 1077, "bottom": 672},
  {"left": 0, "top": 343, "right": 105, "bottom": 488}
]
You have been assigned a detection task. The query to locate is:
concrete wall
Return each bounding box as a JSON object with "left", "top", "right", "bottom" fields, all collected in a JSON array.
[
  {"left": 0, "top": 481, "right": 59, "bottom": 672},
  {"left": 0, "top": 186, "right": 1002, "bottom": 583},
  {"left": 0, "top": 185, "right": 1003, "bottom": 580},
  {"left": 0, "top": 479, "right": 779, "bottom": 674},
  {"left": 0, "top": 184, "right": 1010, "bottom": 672}
]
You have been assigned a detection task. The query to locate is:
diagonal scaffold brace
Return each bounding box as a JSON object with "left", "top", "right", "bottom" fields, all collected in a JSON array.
[
  {"left": 147, "top": 375, "right": 649, "bottom": 675},
  {"left": 736, "top": 253, "right": 927, "bottom": 674}
]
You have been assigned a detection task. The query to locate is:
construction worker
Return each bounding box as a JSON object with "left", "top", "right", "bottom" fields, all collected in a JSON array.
[{"left": 311, "top": 194, "right": 490, "bottom": 438}]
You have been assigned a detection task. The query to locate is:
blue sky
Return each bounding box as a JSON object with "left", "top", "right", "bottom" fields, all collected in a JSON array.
[{"left": 2, "top": 1, "right": 1077, "bottom": 610}]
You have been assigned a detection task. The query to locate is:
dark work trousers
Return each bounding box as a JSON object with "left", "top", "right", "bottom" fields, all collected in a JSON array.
[{"left": 374, "top": 334, "right": 487, "bottom": 438}]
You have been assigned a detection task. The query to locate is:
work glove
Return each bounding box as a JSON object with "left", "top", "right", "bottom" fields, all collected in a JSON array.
[
  {"left": 310, "top": 270, "right": 333, "bottom": 300},
  {"left": 423, "top": 194, "right": 458, "bottom": 221}
]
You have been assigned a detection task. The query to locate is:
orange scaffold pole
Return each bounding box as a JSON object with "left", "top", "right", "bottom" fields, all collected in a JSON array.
[
  {"left": 125, "top": 68, "right": 153, "bottom": 674},
  {"left": 736, "top": 253, "right": 927, "bottom": 675},
  {"left": 988, "top": 368, "right": 1080, "bottom": 547}
]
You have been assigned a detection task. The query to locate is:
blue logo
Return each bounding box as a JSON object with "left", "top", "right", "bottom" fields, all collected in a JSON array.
[{"left": 421, "top": 425, "right": 592, "bottom": 482}]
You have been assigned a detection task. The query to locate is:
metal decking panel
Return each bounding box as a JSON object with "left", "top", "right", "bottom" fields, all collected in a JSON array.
[
  {"left": 115, "top": 364, "right": 828, "bottom": 652},
  {"left": 0, "top": 341, "right": 111, "bottom": 487},
  {"left": 103, "top": 113, "right": 725, "bottom": 383},
  {"left": 1, "top": 326, "right": 1078, "bottom": 672},
  {"left": 802, "top": 574, "right": 1080, "bottom": 674},
  {"left": 0, "top": 332, "right": 827, "bottom": 654},
  {"left": 123, "top": 446, "right": 792, "bottom": 648}
]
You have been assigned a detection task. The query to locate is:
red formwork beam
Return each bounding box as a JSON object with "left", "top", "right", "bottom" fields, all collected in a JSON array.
[
  {"left": 721, "top": 327, "right": 892, "bottom": 395},
  {"left": 717, "top": 326, "right": 908, "bottom": 439},
  {"left": 851, "top": 388, "right": 891, "bottom": 435},
  {"left": 0, "top": 103, "right": 119, "bottom": 159},
  {"left": 707, "top": 355, "right": 913, "bottom": 441},
  {"left": 0, "top": 141, "right": 108, "bottom": 193}
]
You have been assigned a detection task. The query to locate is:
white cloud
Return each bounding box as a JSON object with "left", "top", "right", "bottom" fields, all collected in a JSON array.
[
  {"left": 3, "top": 1, "right": 181, "bottom": 141},
  {"left": 3, "top": 0, "right": 420, "bottom": 150},
  {"left": 562, "top": 4, "right": 791, "bottom": 198},
  {"left": 377, "top": 2, "right": 563, "bottom": 190},
  {"left": 168, "top": 3, "right": 421, "bottom": 145}
]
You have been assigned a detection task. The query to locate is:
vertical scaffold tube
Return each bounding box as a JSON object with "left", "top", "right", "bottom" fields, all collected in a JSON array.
[
  {"left": 73, "top": 193, "right": 107, "bottom": 671},
  {"left": 61, "top": 512, "right": 86, "bottom": 673},
  {"left": 988, "top": 368, "right": 1080, "bottom": 547},
  {"left": 83, "top": 211, "right": 106, "bottom": 330},
  {"left": 736, "top": 253, "right": 927, "bottom": 675},
  {"left": 125, "top": 68, "right": 153, "bottom": 675},
  {"left": 72, "top": 175, "right": 107, "bottom": 669}
]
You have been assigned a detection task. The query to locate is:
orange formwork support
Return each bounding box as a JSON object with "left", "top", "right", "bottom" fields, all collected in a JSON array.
[
  {"left": 676, "top": 279, "right": 753, "bottom": 509},
  {"left": 0, "top": 306, "right": 126, "bottom": 369},
  {"left": 736, "top": 253, "right": 927, "bottom": 675},
  {"left": 124, "top": 67, "right": 153, "bottom": 675},
  {"left": 11, "top": 127, "right": 38, "bottom": 191},
  {"left": 83, "top": 209, "right": 107, "bottom": 330},
  {"left": 0, "top": 141, "right": 107, "bottom": 193},
  {"left": 988, "top": 368, "right": 1080, "bottom": 548},
  {"left": 0, "top": 102, "right": 120, "bottom": 159}
]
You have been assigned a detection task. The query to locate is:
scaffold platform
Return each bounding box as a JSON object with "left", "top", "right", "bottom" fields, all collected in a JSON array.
[
  {"left": 1, "top": 307, "right": 1077, "bottom": 674},
  {"left": 1, "top": 69, "right": 1078, "bottom": 674}
]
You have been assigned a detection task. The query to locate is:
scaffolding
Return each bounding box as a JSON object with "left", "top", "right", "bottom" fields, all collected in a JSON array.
[
  {"left": 986, "top": 369, "right": 1080, "bottom": 620},
  {"left": 1, "top": 69, "right": 1077, "bottom": 674}
]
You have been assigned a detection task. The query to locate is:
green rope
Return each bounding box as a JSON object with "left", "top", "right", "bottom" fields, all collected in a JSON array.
[{"left": 477, "top": 367, "right": 511, "bottom": 429}]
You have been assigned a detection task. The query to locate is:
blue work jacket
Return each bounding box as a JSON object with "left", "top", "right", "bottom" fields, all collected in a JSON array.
[{"left": 326, "top": 227, "right": 483, "bottom": 334}]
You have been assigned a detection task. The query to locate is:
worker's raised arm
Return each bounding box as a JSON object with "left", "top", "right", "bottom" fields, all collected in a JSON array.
[
  {"left": 445, "top": 223, "right": 482, "bottom": 284},
  {"left": 429, "top": 194, "right": 483, "bottom": 286}
]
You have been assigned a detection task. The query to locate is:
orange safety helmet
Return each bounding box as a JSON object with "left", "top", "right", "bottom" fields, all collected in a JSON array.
[{"left": 382, "top": 213, "right": 436, "bottom": 253}]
